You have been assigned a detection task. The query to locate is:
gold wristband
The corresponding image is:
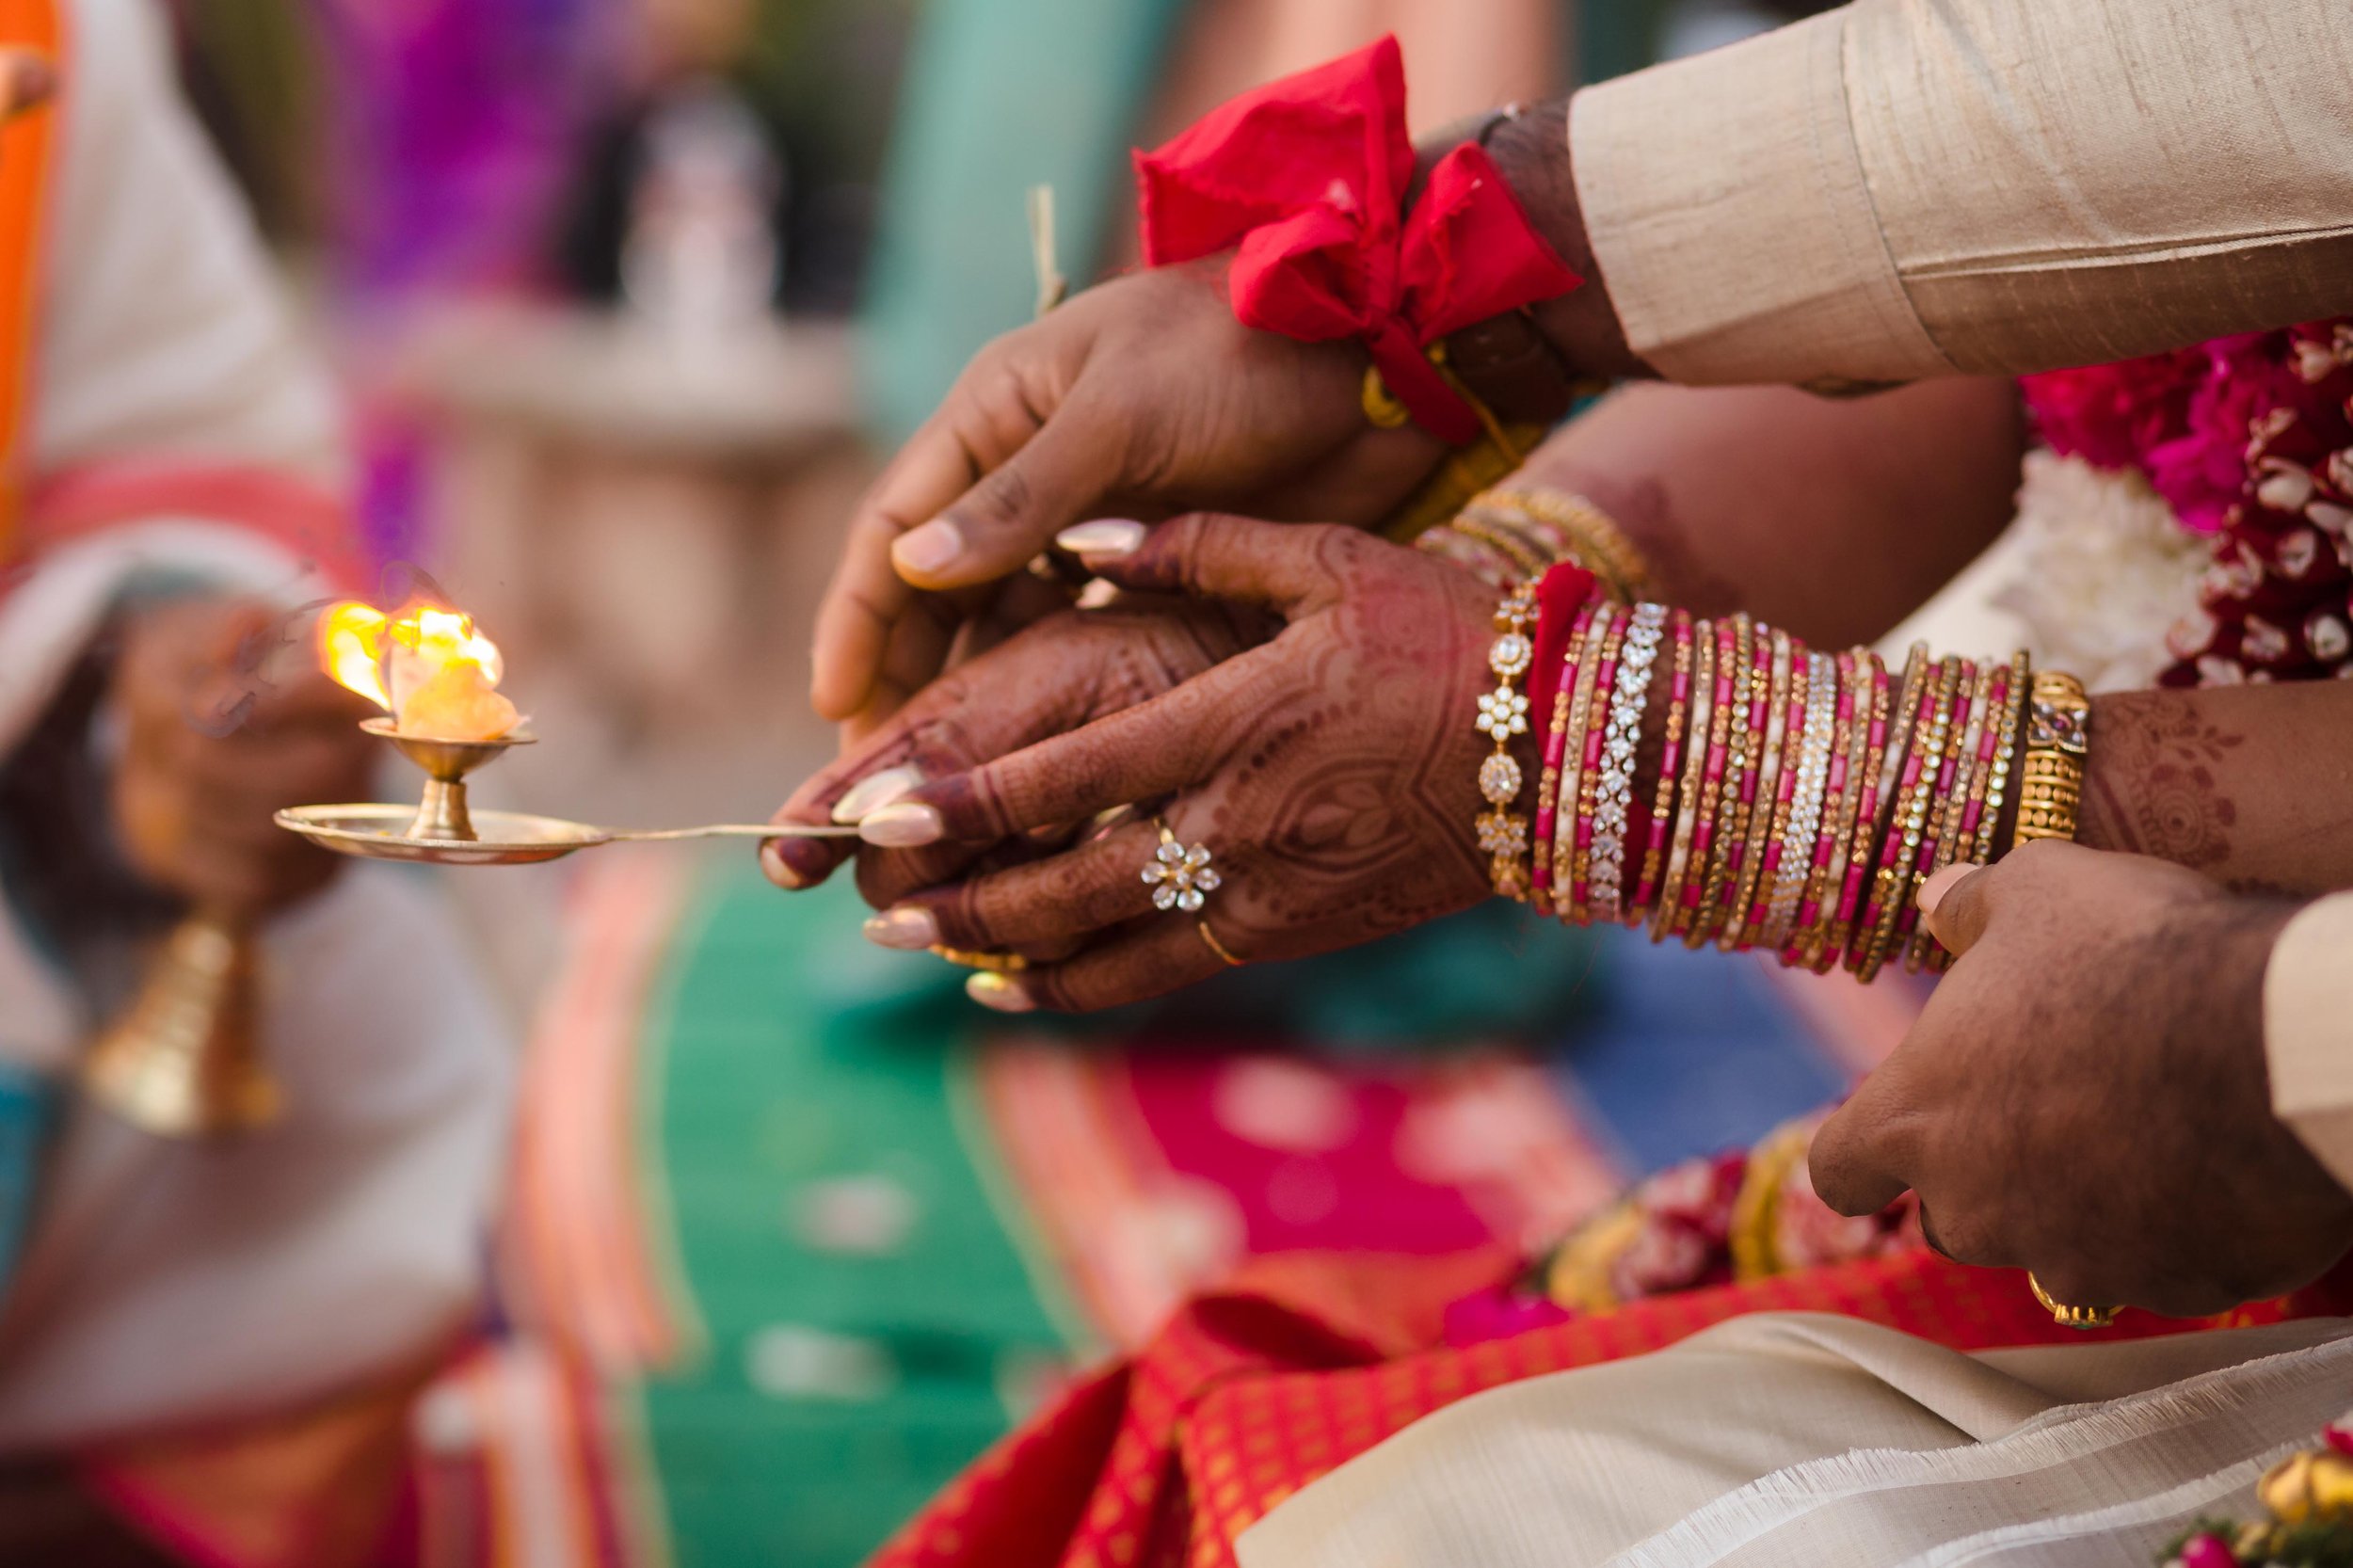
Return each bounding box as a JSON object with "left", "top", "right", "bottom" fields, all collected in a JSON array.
[{"left": 2009, "top": 669, "right": 2089, "bottom": 850}]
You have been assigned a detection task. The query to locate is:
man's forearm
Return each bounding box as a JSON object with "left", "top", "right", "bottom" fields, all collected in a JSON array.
[{"left": 1452, "top": 1, "right": 2353, "bottom": 390}]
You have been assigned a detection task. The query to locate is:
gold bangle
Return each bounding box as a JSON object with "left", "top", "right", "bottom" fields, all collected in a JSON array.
[
  {"left": 1633, "top": 612, "right": 1693, "bottom": 928},
  {"left": 1479, "top": 488, "right": 1655, "bottom": 604},
  {"left": 2009, "top": 668, "right": 2089, "bottom": 851},
  {"left": 1722, "top": 629, "right": 1793, "bottom": 952},
  {"left": 1550, "top": 603, "right": 1618, "bottom": 920},
  {"left": 1906, "top": 658, "right": 1997, "bottom": 973},
  {"left": 1854, "top": 655, "right": 1960, "bottom": 984},
  {"left": 1692, "top": 615, "right": 1755, "bottom": 948},
  {"left": 1443, "top": 513, "right": 1550, "bottom": 581},
  {"left": 1652, "top": 616, "right": 1715, "bottom": 942}
]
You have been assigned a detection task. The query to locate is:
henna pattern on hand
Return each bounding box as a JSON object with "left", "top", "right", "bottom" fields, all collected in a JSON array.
[
  {"left": 1183, "top": 529, "right": 1497, "bottom": 960},
  {"left": 2079, "top": 691, "right": 2243, "bottom": 870}
]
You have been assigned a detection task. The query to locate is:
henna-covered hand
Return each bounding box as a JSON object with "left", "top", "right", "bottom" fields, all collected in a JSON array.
[
  {"left": 785, "top": 516, "right": 1504, "bottom": 1012},
  {"left": 766, "top": 581, "right": 1274, "bottom": 904}
]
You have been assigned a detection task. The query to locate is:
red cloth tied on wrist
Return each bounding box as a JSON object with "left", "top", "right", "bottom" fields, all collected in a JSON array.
[
  {"left": 1134, "top": 35, "right": 1581, "bottom": 445},
  {"left": 1527, "top": 562, "right": 1601, "bottom": 761}
]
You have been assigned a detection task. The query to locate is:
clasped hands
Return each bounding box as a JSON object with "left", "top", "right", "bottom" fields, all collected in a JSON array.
[
  {"left": 776, "top": 256, "right": 2353, "bottom": 1314},
  {"left": 770, "top": 514, "right": 1504, "bottom": 1010}
]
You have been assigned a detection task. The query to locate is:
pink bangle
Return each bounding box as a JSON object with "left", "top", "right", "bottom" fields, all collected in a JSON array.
[
  {"left": 1729, "top": 630, "right": 1798, "bottom": 950},
  {"left": 1631, "top": 614, "right": 1694, "bottom": 922},
  {"left": 1681, "top": 618, "right": 1740, "bottom": 942},
  {"left": 1762, "top": 650, "right": 1833, "bottom": 951},
  {"left": 1549, "top": 602, "right": 1616, "bottom": 920},
  {"left": 1652, "top": 616, "right": 1717, "bottom": 943},
  {"left": 1529, "top": 600, "right": 1598, "bottom": 903},
  {"left": 1709, "top": 620, "right": 1773, "bottom": 945},
  {"left": 1848, "top": 657, "right": 1936, "bottom": 953},
  {"left": 1785, "top": 650, "right": 1857, "bottom": 963},
  {"left": 1892, "top": 658, "right": 1977, "bottom": 947}
]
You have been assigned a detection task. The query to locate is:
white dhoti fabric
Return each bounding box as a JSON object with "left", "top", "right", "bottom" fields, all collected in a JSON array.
[{"left": 1240, "top": 1313, "right": 2353, "bottom": 1568}]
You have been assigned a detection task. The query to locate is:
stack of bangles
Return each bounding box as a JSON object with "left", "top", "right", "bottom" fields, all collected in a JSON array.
[{"left": 1432, "top": 492, "right": 2090, "bottom": 979}]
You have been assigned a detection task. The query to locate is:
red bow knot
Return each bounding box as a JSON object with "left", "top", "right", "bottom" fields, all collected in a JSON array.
[{"left": 1135, "top": 36, "right": 1582, "bottom": 444}]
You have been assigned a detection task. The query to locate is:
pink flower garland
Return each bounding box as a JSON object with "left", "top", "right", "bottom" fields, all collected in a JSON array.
[{"left": 2021, "top": 320, "right": 2353, "bottom": 685}]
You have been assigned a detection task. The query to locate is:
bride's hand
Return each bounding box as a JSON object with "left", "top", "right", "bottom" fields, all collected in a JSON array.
[
  {"left": 829, "top": 515, "right": 1512, "bottom": 1011},
  {"left": 765, "top": 580, "right": 1273, "bottom": 900}
]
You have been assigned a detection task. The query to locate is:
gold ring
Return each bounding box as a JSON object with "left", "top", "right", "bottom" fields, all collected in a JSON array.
[
  {"left": 2028, "top": 1272, "right": 2117, "bottom": 1331},
  {"left": 1196, "top": 920, "right": 1245, "bottom": 968},
  {"left": 929, "top": 945, "right": 1030, "bottom": 974}
]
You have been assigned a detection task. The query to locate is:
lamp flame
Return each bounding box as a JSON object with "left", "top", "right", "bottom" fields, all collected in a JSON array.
[{"left": 317, "top": 600, "right": 520, "bottom": 742}]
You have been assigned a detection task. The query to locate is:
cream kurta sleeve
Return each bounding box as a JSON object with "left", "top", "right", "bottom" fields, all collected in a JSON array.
[
  {"left": 1570, "top": 0, "right": 2353, "bottom": 387},
  {"left": 2265, "top": 892, "right": 2353, "bottom": 1193}
]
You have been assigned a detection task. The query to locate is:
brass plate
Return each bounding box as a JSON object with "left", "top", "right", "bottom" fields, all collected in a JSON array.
[{"left": 276, "top": 804, "right": 611, "bottom": 866}]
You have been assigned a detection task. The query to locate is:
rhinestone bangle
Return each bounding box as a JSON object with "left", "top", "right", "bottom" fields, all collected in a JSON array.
[{"left": 1591, "top": 602, "right": 1663, "bottom": 920}]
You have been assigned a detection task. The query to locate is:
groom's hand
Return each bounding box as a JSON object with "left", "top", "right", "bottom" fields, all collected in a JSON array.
[
  {"left": 1810, "top": 841, "right": 2353, "bottom": 1319},
  {"left": 808, "top": 261, "right": 1447, "bottom": 741}
]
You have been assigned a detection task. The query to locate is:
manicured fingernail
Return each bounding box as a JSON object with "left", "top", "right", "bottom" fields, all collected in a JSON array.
[
  {"left": 859, "top": 802, "right": 943, "bottom": 847},
  {"left": 1917, "top": 863, "right": 1978, "bottom": 917},
  {"left": 966, "top": 972, "right": 1034, "bottom": 1013},
  {"left": 892, "top": 519, "right": 964, "bottom": 577},
  {"left": 862, "top": 906, "right": 938, "bottom": 951},
  {"left": 832, "top": 764, "right": 924, "bottom": 824},
  {"left": 1055, "top": 519, "right": 1145, "bottom": 556},
  {"left": 761, "top": 840, "right": 810, "bottom": 888}
]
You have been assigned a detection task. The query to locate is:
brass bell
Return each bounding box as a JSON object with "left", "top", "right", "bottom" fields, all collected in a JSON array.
[{"left": 82, "top": 909, "right": 280, "bottom": 1137}]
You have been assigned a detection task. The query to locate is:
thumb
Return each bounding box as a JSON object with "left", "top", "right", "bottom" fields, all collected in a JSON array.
[
  {"left": 1916, "top": 863, "right": 1993, "bottom": 956},
  {"left": 1806, "top": 1087, "right": 1913, "bottom": 1219},
  {"left": 892, "top": 410, "right": 1120, "bottom": 592},
  {"left": 1054, "top": 513, "right": 1352, "bottom": 618}
]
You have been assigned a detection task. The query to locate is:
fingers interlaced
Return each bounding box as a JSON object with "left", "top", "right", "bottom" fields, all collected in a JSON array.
[
  {"left": 911, "top": 643, "right": 1283, "bottom": 844},
  {"left": 896, "top": 818, "right": 1164, "bottom": 954},
  {"left": 773, "top": 623, "right": 1132, "bottom": 887}
]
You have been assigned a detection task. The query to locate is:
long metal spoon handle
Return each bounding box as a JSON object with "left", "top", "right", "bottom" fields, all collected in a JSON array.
[{"left": 607, "top": 823, "right": 861, "bottom": 842}]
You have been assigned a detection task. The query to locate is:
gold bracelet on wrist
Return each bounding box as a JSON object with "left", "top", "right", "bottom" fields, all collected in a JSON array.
[
  {"left": 1473, "top": 582, "right": 1539, "bottom": 899},
  {"left": 2009, "top": 668, "right": 2089, "bottom": 850}
]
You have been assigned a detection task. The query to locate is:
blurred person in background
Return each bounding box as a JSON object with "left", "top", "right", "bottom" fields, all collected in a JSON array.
[{"left": 0, "top": 3, "right": 509, "bottom": 1563}]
